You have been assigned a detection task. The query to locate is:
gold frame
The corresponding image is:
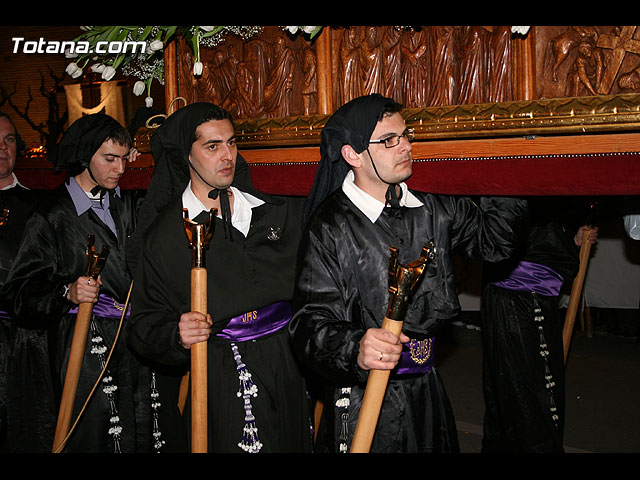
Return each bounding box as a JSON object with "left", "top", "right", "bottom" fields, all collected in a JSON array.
[{"left": 232, "top": 93, "right": 640, "bottom": 149}]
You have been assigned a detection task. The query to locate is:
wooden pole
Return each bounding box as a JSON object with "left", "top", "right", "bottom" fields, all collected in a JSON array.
[
  {"left": 52, "top": 302, "right": 93, "bottom": 452},
  {"left": 190, "top": 267, "right": 208, "bottom": 453},
  {"left": 349, "top": 317, "right": 403, "bottom": 453},
  {"left": 182, "top": 209, "right": 215, "bottom": 453},
  {"left": 52, "top": 235, "right": 109, "bottom": 453},
  {"left": 563, "top": 229, "right": 593, "bottom": 362}
]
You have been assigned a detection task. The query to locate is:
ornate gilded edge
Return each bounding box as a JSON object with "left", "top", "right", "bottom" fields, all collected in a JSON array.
[{"left": 234, "top": 93, "right": 640, "bottom": 148}]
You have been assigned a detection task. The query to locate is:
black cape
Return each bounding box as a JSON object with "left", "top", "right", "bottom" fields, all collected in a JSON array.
[{"left": 290, "top": 188, "right": 527, "bottom": 453}]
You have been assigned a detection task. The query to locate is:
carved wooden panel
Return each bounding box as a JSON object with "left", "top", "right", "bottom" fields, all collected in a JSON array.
[
  {"left": 331, "top": 25, "right": 516, "bottom": 108},
  {"left": 177, "top": 26, "right": 523, "bottom": 120},
  {"left": 166, "top": 26, "right": 640, "bottom": 149},
  {"left": 537, "top": 26, "right": 640, "bottom": 98},
  {"left": 180, "top": 27, "right": 316, "bottom": 119}
]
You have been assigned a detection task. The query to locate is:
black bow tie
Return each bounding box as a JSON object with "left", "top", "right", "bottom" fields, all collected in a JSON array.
[
  {"left": 385, "top": 185, "right": 403, "bottom": 209},
  {"left": 208, "top": 188, "right": 232, "bottom": 239}
]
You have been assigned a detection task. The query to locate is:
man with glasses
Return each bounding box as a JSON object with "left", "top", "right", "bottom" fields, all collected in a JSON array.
[{"left": 289, "top": 94, "right": 527, "bottom": 453}]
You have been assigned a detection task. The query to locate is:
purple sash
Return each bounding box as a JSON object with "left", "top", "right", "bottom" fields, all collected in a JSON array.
[
  {"left": 0, "top": 310, "right": 12, "bottom": 321},
  {"left": 492, "top": 260, "right": 564, "bottom": 297},
  {"left": 394, "top": 338, "right": 435, "bottom": 375},
  {"left": 216, "top": 301, "right": 292, "bottom": 342},
  {"left": 68, "top": 293, "right": 130, "bottom": 318}
]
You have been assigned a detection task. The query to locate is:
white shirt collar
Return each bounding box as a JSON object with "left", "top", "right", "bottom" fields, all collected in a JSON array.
[
  {"left": 1, "top": 172, "right": 27, "bottom": 191},
  {"left": 341, "top": 170, "right": 423, "bottom": 223},
  {"left": 182, "top": 181, "right": 264, "bottom": 237}
]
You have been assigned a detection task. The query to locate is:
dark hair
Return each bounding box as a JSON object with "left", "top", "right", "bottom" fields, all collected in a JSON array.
[
  {"left": 377, "top": 99, "right": 403, "bottom": 121},
  {"left": 105, "top": 123, "right": 132, "bottom": 148},
  {"left": 197, "top": 105, "right": 233, "bottom": 127},
  {"left": 191, "top": 105, "right": 233, "bottom": 144}
]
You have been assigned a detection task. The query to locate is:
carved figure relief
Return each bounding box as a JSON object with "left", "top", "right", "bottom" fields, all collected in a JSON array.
[
  {"left": 429, "top": 26, "right": 457, "bottom": 107},
  {"left": 338, "top": 28, "right": 364, "bottom": 105},
  {"left": 183, "top": 26, "right": 640, "bottom": 123},
  {"left": 191, "top": 29, "right": 313, "bottom": 120},
  {"left": 301, "top": 47, "right": 317, "bottom": 115},
  {"left": 400, "top": 29, "right": 429, "bottom": 107},
  {"left": 187, "top": 26, "right": 525, "bottom": 121},
  {"left": 540, "top": 26, "right": 640, "bottom": 98}
]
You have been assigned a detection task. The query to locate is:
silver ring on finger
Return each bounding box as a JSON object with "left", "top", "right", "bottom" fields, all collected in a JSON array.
[{"left": 379, "top": 352, "right": 384, "bottom": 361}]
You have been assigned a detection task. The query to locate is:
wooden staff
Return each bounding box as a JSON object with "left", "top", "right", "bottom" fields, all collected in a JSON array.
[
  {"left": 563, "top": 202, "right": 598, "bottom": 363},
  {"left": 52, "top": 234, "right": 109, "bottom": 453},
  {"left": 350, "top": 242, "right": 435, "bottom": 453},
  {"left": 182, "top": 208, "right": 215, "bottom": 453}
]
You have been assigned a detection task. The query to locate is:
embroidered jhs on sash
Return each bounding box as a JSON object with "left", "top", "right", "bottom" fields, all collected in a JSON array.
[{"left": 216, "top": 301, "right": 291, "bottom": 342}]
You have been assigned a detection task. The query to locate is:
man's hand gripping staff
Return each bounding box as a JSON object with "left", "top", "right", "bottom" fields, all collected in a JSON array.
[{"left": 350, "top": 242, "right": 435, "bottom": 453}]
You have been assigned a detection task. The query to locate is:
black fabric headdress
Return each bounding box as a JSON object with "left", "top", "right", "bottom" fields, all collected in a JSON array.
[
  {"left": 126, "top": 102, "right": 254, "bottom": 274},
  {"left": 50, "top": 113, "right": 125, "bottom": 185},
  {"left": 302, "top": 93, "right": 401, "bottom": 224}
]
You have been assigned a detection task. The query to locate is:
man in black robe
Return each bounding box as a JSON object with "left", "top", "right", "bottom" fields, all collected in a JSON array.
[
  {"left": 480, "top": 198, "right": 598, "bottom": 452},
  {"left": 1, "top": 113, "right": 149, "bottom": 453},
  {"left": 126, "top": 102, "right": 311, "bottom": 453},
  {"left": 0, "top": 112, "right": 56, "bottom": 452},
  {"left": 289, "top": 94, "right": 527, "bottom": 453}
]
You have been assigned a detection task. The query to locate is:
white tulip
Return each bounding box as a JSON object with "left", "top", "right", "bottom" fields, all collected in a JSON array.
[
  {"left": 64, "top": 46, "right": 78, "bottom": 59},
  {"left": 285, "top": 26, "right": 299, "bottom": 34},
  {"left": 101, "top": 66, "right": 116, "bottom": 81},
  {"left": 145, "top": 96, "right": 154, "bottom": 108},
  {"left": 199, "top": 26, "right": 215, "bottom": 32},
  {"left": 133, "top": 81, "right": 145, "bottom": 96},
  {"left": 302, "top": 26, "right": 317, "bottom": 34},
  {"left": 193, "top": 61, "right": 203, "bottom": 76},
  {"left": 65, "top": 62, "right": 83, "bottom": 78},
  {"left": 91, "top": 64, "right": 106, "bottom": 73},
  {"left": 511, "top": 26, "right": 530, "bottom": 35},
  {"left": 149, "top": 40, "right": 164, "bottom": 52}
]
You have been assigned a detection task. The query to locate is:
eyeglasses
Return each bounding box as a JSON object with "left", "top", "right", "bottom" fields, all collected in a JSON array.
[{"left": 369, "top": 128, "right": 415, "bottom": 148}]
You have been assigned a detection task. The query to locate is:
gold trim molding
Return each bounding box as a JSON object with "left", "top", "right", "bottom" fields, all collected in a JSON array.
[{"left": 234, "top": 93, "right": 640, "bottom": 148}]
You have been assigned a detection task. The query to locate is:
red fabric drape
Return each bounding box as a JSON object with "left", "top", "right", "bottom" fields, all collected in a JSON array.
[
  {"left": 247, "top": 152, "right": 640, "bottom": 196},
  {"left": 15, "top": 152, "right": 640, "bottom": 196}
]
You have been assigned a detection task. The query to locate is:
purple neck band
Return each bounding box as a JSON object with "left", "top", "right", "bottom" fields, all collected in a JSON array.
[
  {"left": 492, "top": 260, "right": 564, "bottom": 297},
  {"left": 0, "top": 310, "right": 11, "bottom": 320},
  {"left": 394, "top": 338, "right": 435, "bottom": 375},
  {"left": 216, "top": 301, "right": 292, "bottom": 342},
  {"left": 68, "top": 293, "right": 129, "bottom": 318}
]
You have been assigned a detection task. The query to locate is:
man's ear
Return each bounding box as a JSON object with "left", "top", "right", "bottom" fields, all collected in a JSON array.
[{"left": 341, "top": 144, "right": 362, "bottom": 168}]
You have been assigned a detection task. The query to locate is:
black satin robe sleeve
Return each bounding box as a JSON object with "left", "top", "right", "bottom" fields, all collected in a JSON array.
[
  {"left": 127, "top": 203, "right": 192, "bottom": 368},
  {"left": 447, "top": 195, "right": 528, "bottom": 261},
  {"left": 290, "top": 213, "right": 367, "bottom": 385}
]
